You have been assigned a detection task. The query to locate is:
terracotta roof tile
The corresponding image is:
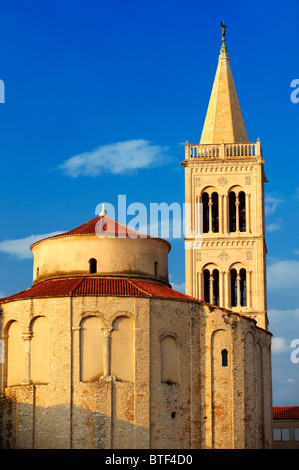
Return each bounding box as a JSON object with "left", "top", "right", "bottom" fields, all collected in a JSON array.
[
  {"left": 273, "top": 407, "right": 299, "bottom": 419},
  {"left": 30, "top": 215, "right": 151, "bottom": 250},
  {"left": 0, "top": 277, "right": 198, "bottom": 304}
]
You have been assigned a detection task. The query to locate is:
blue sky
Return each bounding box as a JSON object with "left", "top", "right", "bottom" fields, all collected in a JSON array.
[{"left": 0, "top": 0, "right": 298, "bottom": 405}]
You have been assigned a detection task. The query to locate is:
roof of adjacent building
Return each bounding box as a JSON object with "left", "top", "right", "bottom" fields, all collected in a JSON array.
[
  {"left": 273, "top": 406, "right": 299, "bottom": 420},
  {"left": 0, "top": 277, "right": 199, "bottom": 304}
]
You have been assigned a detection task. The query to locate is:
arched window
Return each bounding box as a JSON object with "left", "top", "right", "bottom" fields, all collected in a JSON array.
[
  {"left": 203, "top": 268, "right": 219, "bottom": 306},
  {"left": 89, "top": 258, "right": 97, "bottom": 274},
  {"left": 202, "top": 192, "right": 209, "bottom": 233},
  {"left": 161, "top": 335, "right": 179, "bottom": 384},
  {"left": 229, "top": 190, "right": 246, "bottom": 232},
  {"left": 202, "top": 191, "right": 219, "bottom": 233},
  {"left": 212, "top": 269, "right": 219, "bottom": 306},
  {"left": 229, "top": 192, "right": 237, "bottom": 232},
  {"left": 204, "top": 269, "right": 210, "bottom": 303},
  {"left": 240, "top": 268, "right": 247, "bottom": 307},
  {"left": 221, "top": 349, "right": 228, "bottom": 367},
  {"left": 230, "top": 268, "right": 238, "bottom": 307},
  {"left": 230, "top": 267, "right": 247, "bottom": 308},
  {"left": 239, "top": 191, "right": 246, "bottom": 232},
  {"left": 212, "top": 192, "right": 219, "bottom": 232}
]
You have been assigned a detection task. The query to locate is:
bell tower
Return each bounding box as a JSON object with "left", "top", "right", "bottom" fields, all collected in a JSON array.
[{"left": 182, "top": 24, "right": 268, "bottom": 329}]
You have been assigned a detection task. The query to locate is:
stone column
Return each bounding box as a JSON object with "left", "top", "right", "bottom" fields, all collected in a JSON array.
[
  {"left": 236, "top": 273, "right": 241, "bottom": 308},
  {"left": 223, "top": 194, "right": 228, "bottom": 234},
  {"left": 219, "top": 271, "right": 225, "bottom": 308},
  {"left": 246, "top": 193, "right": 251, "bottom": 233},
  {"left": 219, "top": 194, "right": 224, "bottom": 234},
  {"left": 22, "top": 332, "right": 33, "bottom": 385},
  {"left": 208, "top": 199, "right": 213, "bottom": 233},
  {"left": 102, "top": 327, "right": 113, "bottom": 377},
  {"left": 235, "top": 196, "right": 240, "bottom": 232},
  {"left": 224, "top": 271, "right": 230, "bottom": 309}
]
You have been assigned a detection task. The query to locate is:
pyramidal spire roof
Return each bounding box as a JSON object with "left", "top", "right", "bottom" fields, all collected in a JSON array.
[{"left": 200, "top": 23, "right": 248, "bottom": 144}]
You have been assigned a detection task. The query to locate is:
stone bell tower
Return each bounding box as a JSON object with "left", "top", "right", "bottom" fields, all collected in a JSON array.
[{"left": 182, "top": 23, "right": 268, "bottom": 329}]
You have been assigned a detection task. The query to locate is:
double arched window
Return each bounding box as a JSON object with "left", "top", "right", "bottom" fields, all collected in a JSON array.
[
  {"left": 203, "top": 267, "right": 219, "bottom": 306},
  {"left": 229, "top": 190, "right": 246, "bottom": 232},
  {"left": 202, "top": 191, "right": 219, "bottom": 233},
  {"left": 230, "top": 267, "right": 247, "bottom": 307}
]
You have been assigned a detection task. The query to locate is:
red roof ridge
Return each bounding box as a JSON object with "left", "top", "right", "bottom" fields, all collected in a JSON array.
[
  {"left": 29, "top": 214, "right": 172, "bottom": 251},
  {"left": 107, "top": 216, "right": 149, "bottom": 238},
  {"left": 127, "top": 279, "right": 154, "bottom": 297}
]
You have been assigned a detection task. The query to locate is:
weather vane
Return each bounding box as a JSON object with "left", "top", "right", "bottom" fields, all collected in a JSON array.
[{"left": 220, "top": 21, "right": 227, "bottom": 42}]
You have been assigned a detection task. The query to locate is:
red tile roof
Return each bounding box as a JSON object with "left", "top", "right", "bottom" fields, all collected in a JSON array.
[
  {"left": 273, "top": 407, "right": 299, "bottom": 419},
  {"left": 0, "top": 277, "right": 199, "bottom": 304},
  {"left": 30, "top": 215, "right": 153, "bottom": 250}
]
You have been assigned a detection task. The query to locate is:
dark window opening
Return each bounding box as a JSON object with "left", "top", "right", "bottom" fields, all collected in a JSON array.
[
  {"left": 203, "top": 269, "right": 210, "bottom": 303},
  {"left": 230, "top": 269, "right": 237, "bottom": 307},
  {"left": 89, "top": 258, "right": 97, "bottom": 274},
  {"left": 229, "top": 192, "right": 236, "bottom": 232},
  {"left": 240, "top": 268, "right": 247, "bottom": 307},
  {"left": 211, "top": 192, "right": 219, "bottom": 233},
  {"left": 202, "top": 192, "right": 209, "bottom": 233},
  {"left": 154, "top": 261, "right": 158, "bottom": 278},
  {"left": 239, "top": 191, "right": 246, "bottom": 232},
  {"left": 221, "top": 349, "right": 228, "bottom": 367},
  {"left": 212, "top": 269, "right": 219, "bottom": 306}
]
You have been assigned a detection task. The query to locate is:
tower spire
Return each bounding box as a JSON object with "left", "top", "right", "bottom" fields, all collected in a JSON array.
[{"left": 199, "top": 22, "right": 248, "bottom": 144}]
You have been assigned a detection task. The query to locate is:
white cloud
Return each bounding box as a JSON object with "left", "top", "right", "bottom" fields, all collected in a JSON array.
[
  {"left": 267, "top": 260, "right": 299, "bottom": 291},
  {"left": 272, "top": 337, "right": 290, "bottom": 354},
  {"left": 266, "top": 218, "right": 282, "bottom": 232},
  {"left": 265, "top": 196, "right": 283, "bottom": 216},
  {"left": 0, "top": 232, "right": 63, "bottom": 260},
  {"left": 56, "top": 139, "right": 170, "bottom": 177},
  {"left": 171, "top": 281, "right": 186, "bottom": 293}
]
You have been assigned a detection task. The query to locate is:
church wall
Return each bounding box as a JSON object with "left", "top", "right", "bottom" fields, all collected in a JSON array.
[
  {"left": 32, "top": 236, "right": 170, "bottom": 284},
  {"left": 200, "top": 304, "right": 272, "bottom": 449},
  {"left": 0, "top": 294, "right": 272, "bottom": 449},
  {"left": 0, "top": 295, "right": 153, "bottom": 449}
]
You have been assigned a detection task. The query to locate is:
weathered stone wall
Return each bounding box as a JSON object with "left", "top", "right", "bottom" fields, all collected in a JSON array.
[{"left": 0, "top": 295, "right": 272, "bottom": 449}]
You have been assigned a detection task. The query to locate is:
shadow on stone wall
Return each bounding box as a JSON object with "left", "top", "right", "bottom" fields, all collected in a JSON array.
[{"left": 0, "top": 393, "right": 144, "bottom": 449}]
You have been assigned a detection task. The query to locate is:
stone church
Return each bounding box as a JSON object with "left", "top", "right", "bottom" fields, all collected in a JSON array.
[{"left": 0, "top": 28, "right": 273, "bottom": 449}]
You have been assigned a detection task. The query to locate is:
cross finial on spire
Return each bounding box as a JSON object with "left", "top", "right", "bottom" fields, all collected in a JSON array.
[{"left": 220, "top": 21, "right": 227, "bottom": 42}]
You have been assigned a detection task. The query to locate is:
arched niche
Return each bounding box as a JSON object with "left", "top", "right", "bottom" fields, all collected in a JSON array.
[
  {"left": 31, "top": 316, "right": 51, "bottom": 384},
  {"left": 80, "top": 316, "right": 104, "bottom": 382},
  {"left": 111, "top": 316, "right": 134, "bottom": 382},
  {"left": 7, "top": 321, "right": 24, "bottom": 386},
  {"left": 161, "top": 334, "right": 179, "bottom": 384}
]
